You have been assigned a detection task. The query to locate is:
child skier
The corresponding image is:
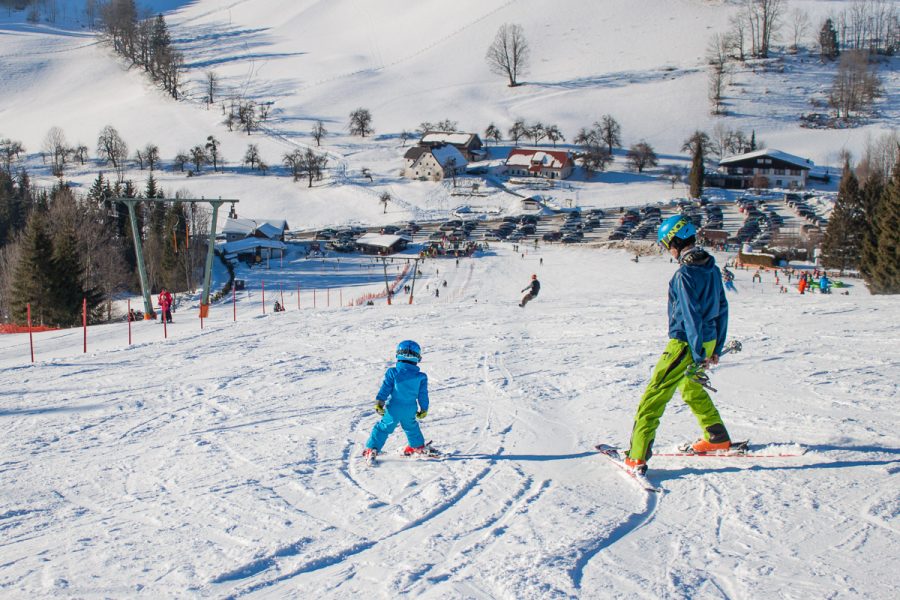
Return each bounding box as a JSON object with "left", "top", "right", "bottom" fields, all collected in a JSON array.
[
  {"left": 362, "top": 340, "right": 433, "bottom": 463},
  {"left": 624, "top": 215, "right": 732, "bottom": 474}
]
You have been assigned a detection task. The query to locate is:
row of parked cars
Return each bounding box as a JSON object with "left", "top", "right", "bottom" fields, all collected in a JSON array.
[
  {"left": 608, "top": 206, "right": 660, "bottom": 241},
  {"left": 784, "top": 193, "right": 828, "bottom": 229},
  {"left": 541, "top": 208, "right": 605, "bottom": 243}
]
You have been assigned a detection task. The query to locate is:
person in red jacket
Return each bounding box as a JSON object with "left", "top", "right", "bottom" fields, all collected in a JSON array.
[{"left": 158, "top": 288, "right": 173, "bottom": 323}]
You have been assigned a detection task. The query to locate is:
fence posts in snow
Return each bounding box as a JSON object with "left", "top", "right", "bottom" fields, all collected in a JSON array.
[{"left": 27, "top": 303, "right": 34, "bottom": 363}]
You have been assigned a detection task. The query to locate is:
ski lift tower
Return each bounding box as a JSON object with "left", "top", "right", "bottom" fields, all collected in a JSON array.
[{"left": 115, "top": 197, "right": 239, "bottom": 319}]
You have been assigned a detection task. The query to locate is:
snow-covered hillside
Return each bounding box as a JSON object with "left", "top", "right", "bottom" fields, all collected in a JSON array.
[
  {"left": 1, "top": 0, "right": 897, "bottom": 229},
  {"left": 1, "top": 245, "right": 898, "bottom": 598}
]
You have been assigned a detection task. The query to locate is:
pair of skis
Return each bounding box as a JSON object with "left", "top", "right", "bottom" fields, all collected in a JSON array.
[
  {"left": 595, "top": 441, "right": 804, "bottom": 493},
  {"left": 364, "top": 441, "right": 442, "bottom": 467}
]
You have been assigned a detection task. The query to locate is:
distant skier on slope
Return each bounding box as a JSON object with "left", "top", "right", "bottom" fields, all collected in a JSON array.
[
  {"left": 362, "top": 340, "right": 432, "bottom": 463},
  {"left": 623, "top": 215, "right": 733, "bottom": 475},
  {"left": 722, "top": 267, "right": 737, "bottom": 292},
  {"left": 519, "top": 274, "right": 540, "bottom": 307}
]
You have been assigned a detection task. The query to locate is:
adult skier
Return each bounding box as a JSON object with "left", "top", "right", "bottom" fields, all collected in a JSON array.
[
  {"left": 519, "top": 274, "right": 540, "bottom": 307},
  {"left": 362, "top": 340, "right": 432, "bottom": 462},
  {"left": 624, "top": 215, "right": 732, "bottom": 474}
]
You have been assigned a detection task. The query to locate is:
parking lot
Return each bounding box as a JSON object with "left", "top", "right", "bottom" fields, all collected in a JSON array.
[{"left": 298, "top": 193, "right": 826, "bottom": 255}]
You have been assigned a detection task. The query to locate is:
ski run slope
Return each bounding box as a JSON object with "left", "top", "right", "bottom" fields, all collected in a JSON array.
[{"left": 1, "top": 245, "right": 898, "bottom": 599}]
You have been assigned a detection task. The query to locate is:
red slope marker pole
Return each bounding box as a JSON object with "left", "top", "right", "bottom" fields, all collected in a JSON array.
[
  {"left": 127, "top": 299, "right": 132, "bottom": 346},
  {"left": 82, "top": 297, "right": 87, "bottom": 353},
  {"left": 27, "top": 303, "right": 34, "bottom": 363}
]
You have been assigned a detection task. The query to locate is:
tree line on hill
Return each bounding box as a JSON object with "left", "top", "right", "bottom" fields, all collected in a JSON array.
[
  {"left": 705, "top": 0, "right": 896, "bottom": 122},
  {"left": 0, "top": 170, "right": 209, "bottom": 328}
]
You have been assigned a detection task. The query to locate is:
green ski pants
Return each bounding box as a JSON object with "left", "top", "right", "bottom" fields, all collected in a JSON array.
[{"left": 627, "top": 338, "right": 725, "bottom": 461}]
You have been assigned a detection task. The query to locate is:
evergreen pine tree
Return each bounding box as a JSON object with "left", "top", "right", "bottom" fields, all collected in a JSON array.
[
  {"left": 858, "top": 176, "right": 884, "bottom": 285},
  {"left": 749, "top": 130, "right": 757, "bottom": 151},
  {"left": 821, "top": 162, "right": 865, "bottom": 273},
  {"left": 868, "top": 157, "right": 900, "bottom": 293},
  {"left": 49, "top": 226, "right": 100, "bottom": 326},
  {"left": 10, "top": 210, "right": 54, "bottom": 325}
]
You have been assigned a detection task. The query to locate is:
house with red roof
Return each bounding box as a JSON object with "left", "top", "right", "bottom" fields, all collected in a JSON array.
[{"left": 504, "top": 148, "right": 574, "bottom": 180}]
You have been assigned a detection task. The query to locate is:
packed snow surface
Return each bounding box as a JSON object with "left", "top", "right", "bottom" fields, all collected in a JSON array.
[{"left": 1, "top": 245, "right": 898, "bottom": 598}]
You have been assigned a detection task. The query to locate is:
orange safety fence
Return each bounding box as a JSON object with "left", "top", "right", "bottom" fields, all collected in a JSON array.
[
  {"left": 352, "top": 263, "right": 411, "bottom": 306},
  {"left": 0, "top": 324, "right": 59, "bottom": 334}
]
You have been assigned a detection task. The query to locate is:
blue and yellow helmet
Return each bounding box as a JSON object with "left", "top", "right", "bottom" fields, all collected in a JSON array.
[
  {"left": 657, "top": 215, "right": 697, "bottom": 249},
  {"left": 396, "top": 340, "right": 422, "bottom": 363}
]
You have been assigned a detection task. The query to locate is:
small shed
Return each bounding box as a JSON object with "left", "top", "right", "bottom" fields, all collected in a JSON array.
[{"left": 356, "top": 233, "right": 410, "bottom": 255}]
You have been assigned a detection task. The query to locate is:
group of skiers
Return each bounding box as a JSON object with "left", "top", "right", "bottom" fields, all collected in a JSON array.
[{"left": 363, "top": 215, "right": 735, "bottom": 475}]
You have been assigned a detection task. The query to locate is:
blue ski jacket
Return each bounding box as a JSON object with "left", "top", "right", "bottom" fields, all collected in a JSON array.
[
  {"left": 376, "top": 361, "right": 429, "bottom": 412},
  {"left": 667, "top": 248, "right": 729, "bottom": 362}
]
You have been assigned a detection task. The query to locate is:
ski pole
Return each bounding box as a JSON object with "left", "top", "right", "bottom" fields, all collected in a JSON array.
[{"left": 685, "top": 340, "right": 742, "bottom": 392}]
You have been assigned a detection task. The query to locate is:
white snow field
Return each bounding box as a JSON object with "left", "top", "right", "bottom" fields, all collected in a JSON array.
[
  {"left": 1, "top": 0, "right": 897, "bottom": 229},
  {"left": 1, "top": 245, "right": 898, "bottom": 598}
]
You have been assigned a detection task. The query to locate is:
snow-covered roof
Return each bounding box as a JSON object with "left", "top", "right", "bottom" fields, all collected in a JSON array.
[
  {"left": 221, "top": 218, "right": 288, "bottom": 238},
  {"left": 356, "top": 233, "right": 408, "bottom": 249},
  {"left": 222, "top": 218, "right": 257, "bottom": 236},
  {"left": 221, "top": 238, "right": 287, "bottom": 254},
  {"left": 719, "top": 149, "right": 813, "bottom": 170},
  {"left": 505, "top": 149, "right": 572, "bottom": 170},
  {"left": 421, "top": 132, "right": 478, "bottom": 146},
  {"left": 430, "top": 144, "right": 468, "bottom": 169},
  {"left": 256, "top": 221, "right": 288, "bottom": 239}
]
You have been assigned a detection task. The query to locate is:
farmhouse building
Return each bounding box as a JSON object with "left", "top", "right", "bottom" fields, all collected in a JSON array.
[
  {"left": 505, "top": 149, "right": 574, "bottom": 180},
  {"left": 403, "top": 144, "right": 468, "bottom": 181},
  {"left": 221, "top": 218, "right": 289, "bottom": 243},
  {"left": 717, "top": 149, "right": 812, "bottom": 190},
  {"left": 419, "top": 131, "right": 485, "bottom": 161}
]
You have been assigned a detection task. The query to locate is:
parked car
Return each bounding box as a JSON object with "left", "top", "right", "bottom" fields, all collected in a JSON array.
[{"left": 542, "top": 231, "right": 562, "bottom": 241}]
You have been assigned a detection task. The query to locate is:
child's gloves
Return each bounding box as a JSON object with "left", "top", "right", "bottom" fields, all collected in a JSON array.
[
  {"left": 416, "top": 409, "right": 428, "bottom": 420},
  {"left": 374, "top": 401, "right": 385, "bottom": 416}
]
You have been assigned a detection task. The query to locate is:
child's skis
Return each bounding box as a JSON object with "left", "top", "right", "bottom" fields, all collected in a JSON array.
[{"left": 594, "top": 444, "right": 661, "bottom": 493}]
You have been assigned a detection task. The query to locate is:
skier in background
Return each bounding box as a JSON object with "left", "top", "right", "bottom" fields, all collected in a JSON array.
[
  {"left": 722, "top": 267, "right": 737, "bottom": 292},
  {"left": 519, "top": 274, "right": 540, "bottom": 307},
  {"left": 819, "top": 274, "right": 831, "bottom": 294},
  {"left": 362, "top": 340, "right": 432, "bottom": 462},
  {"left": 623, "top": 215, "right": 732, "bottom": 475},
  {"left": 158, "top": 288, "right": 173, "bottom": 323}
]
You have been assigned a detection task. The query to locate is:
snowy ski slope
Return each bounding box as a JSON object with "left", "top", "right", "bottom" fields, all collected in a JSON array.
[{"left": 1, "top": 245, "right": 898, "bottom": 598}]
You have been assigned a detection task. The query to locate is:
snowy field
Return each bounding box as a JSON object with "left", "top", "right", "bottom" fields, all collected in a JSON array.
[
  {"left": 1, "top": 244, "right": 898, "bottom": 598},
  {"left": 1, "top": 0, "right": 897, "bottom": 228}
]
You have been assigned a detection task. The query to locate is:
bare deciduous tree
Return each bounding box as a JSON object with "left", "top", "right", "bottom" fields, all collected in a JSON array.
[
  {"left": 485, "top": 23, "right": 530, "bottom": 87},
  {"left": 244, "top": 144, "right": 261, "bottom": 170},
  {"left": 97, "top": 125, "right": 128, "bottom": 178},
  {"left": 788, "top": 8, "right": 810, "bottom": 53},
  {"left": 144, "top": 144, "right": 159, "bottom": 171},
  {"left": 311, "top": 120, "right": 327, "bottom": 146},
  {"left": 507, "top": 119, "right": 527, "bottom": 146},
  {"left": 42, "top": 126, "right": 70, "bottom": 177},
  {"left": 744, "top": 0, "right": 785, "bottom": 58},
  {"left": 349, "top": 108, "right": 374, "bottom": 137},
  {"left": 205, "top": 70, "right": 218, "bottom": 106},
  {"left": 828, "top": 50, "right": 882, "bottom": 120},
  {"left": 484, "top": 123, "right": 502, "bottom": 145},
  {"left": 0, "top": 138, "right": 25, "bottom": 175},
  {"left": 626, "top": 141, "right": 659, "bottom": 173},
  {"left": 595, "top": 115, "right": 622, "bottom": 155}
]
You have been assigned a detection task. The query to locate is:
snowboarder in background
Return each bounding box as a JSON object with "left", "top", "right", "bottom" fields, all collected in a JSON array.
[
  {"left": 362, "top": 340, "right": 432, "bottom": 462},
  {"left": 519, "top": 274, "right": 540, "bottom": 307},
  {"left": 819, "top": 274, "right": 831, "bottom": 294},
  {"left": 722, "top": 267, "right": 737, "bottom": 292},
  {"left": 623, "top": 215, "right": 732, "bottom": 475},
  {"left": 158, "top": 288, "right": 173, "bottom": 323}
]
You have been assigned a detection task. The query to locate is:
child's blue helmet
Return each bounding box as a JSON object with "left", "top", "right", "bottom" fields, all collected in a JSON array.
[
  {"left": 657, "top": 215, "right": 697, "bottom": 249},
  {"left": 396, "top": 340, "right": 422, "bottom": 363}
]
